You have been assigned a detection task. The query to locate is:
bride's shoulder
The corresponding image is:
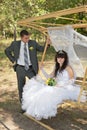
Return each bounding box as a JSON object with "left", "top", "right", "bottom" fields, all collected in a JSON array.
[
  {"left": 66, "top": 65, "right": 74, "bottom": 79},
  {"left": 66, "top": 65, "right": 73, "bottom": 71}
]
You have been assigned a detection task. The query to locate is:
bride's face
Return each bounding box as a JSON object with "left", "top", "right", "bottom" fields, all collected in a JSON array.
[{"left": 57, "top": 57, "right": 65, "bottom": 66}]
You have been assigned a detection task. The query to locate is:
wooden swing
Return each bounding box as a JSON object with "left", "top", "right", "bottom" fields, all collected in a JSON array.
[{"left": 18, "top": 5, "right": 87, "bottom": 130}]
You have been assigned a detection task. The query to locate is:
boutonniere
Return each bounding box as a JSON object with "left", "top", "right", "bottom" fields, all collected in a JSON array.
[{"left": 29, "top": 46, "right": 34, "bottom": 51}]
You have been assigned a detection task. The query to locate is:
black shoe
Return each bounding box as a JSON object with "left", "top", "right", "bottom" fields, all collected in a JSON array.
[{"left": 20, "top": 109, "right": 26, "bottom": 114}]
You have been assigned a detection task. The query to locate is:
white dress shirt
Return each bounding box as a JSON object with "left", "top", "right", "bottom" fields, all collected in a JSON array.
[{"left": 17, "top": 41, "right": 32, "bottom": 66}]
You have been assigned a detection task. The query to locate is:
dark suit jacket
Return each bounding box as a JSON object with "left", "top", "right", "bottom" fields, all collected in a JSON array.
[{"left": 5, "top": 40, "right": 45, "bottom": 74}]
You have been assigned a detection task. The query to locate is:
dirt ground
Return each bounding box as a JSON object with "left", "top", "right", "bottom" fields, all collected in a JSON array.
[{"left": 0, "top": 61, "right": 87, "bottom": 130}]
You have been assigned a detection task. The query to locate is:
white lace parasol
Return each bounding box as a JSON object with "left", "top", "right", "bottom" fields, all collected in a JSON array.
[{"left": 47, "top": 25, "right": 87, "bottom": 77}]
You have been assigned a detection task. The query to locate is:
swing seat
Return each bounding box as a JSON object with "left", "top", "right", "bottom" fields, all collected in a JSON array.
[{"left": 39, "top": 63, "right": 87, "bottom": 104}]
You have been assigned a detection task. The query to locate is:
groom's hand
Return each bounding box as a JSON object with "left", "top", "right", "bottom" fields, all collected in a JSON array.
[
  {"left": 13, "top": 61, "right": 16, "bottom": 64},
  {"left": 46, "top": 38, "right": 51, "bottom": 45},
  {"left": 12, "top": 61, "right": 17, "bottom": 72},
  {"left": 46, "top": 37, "right": 51, "bottom": 46}
]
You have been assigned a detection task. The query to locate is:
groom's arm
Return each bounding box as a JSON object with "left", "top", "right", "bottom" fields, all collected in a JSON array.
[
  {"left": 36, "top": 42, "right": 45, "bottom": 52},
  {"left": 5, "top": 41, "right": 15, "bottom": 63},
  {"left": 36, "top": 39, "right": 50, "bottom": 52}
]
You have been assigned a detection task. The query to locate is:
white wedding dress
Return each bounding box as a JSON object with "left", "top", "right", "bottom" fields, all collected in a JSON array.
[{"left": 22, "top": 69, "right": 86, "bottom": 120}]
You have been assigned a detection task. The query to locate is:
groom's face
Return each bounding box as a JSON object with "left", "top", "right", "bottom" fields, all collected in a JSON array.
[{"left": 21, "top": 35, "right": 30, "bottom": 43}]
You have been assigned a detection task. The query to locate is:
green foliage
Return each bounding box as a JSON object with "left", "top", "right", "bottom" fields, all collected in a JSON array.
[
  {"left": 0, "top": 0, "right": 87, "bottom": 39},
  {"left": 0, "top": 39, "right": 12, "bottom": 60},
  {"left": 37, "top": 45, "right": 56, "bottom": 61},
  {"left": 42, "top": 0, "right": 87, "bottom": 12},
  {"left": 0, "top": 0, "right": 46, "bottom": 38}
]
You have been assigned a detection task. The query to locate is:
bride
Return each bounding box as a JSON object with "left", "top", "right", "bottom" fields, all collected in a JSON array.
[{"left": 22, "top": 50, "right": 86, "bottom": 120}]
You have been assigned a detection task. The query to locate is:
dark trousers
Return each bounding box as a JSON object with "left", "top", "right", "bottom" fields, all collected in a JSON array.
[{"left": 16, "top": 65, "right": 36, "bottom": 103}]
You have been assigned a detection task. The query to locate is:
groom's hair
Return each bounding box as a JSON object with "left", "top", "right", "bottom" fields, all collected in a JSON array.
[{"left": 20, "top": 30, "right": 29, "bottom": 37}]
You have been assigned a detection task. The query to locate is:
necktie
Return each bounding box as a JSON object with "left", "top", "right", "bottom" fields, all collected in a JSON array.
[{"left": 24, "top": 44, "right": 29, "bottom": 70}]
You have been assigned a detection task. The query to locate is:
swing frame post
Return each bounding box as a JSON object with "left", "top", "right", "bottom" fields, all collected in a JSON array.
[{"left": 78, "top": 67, "right": 87, "bottom": 103}]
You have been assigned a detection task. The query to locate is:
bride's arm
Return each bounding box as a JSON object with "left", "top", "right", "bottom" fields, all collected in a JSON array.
[
  {"left": 49, "top": 65, "right": 56, "bottom": 78},
  {"left": 49, "top": 70, "right": 55, "bottom": 78},
  {"left": 40, "top": 65, "right": 55, "bottom": 79},
  {"left": 66, "top": 65, "right": 74, "bottom": 79},
  {"left": 66, "top": 66, "right": 75, "bottom": 84}
]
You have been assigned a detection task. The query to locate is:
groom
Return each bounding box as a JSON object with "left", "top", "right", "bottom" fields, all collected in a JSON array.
[{"left": 5, "top": 30, "right": 50, "bottom": 104}]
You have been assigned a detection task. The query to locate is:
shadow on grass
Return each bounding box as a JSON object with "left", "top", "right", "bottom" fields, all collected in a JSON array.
[
  {"left": 0, "top": 90, "right": 87, "bottom": 130},
  {"left": 0, "top": 91, "right": 46, "bottom": 130},
  {"left": 41, "top": 106, "right": 87, "bottom": 130}
]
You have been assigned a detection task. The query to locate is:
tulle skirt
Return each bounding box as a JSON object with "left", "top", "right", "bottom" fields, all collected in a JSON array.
[{"left": 22, "top": 78, "right": 86, "bottom": 120}]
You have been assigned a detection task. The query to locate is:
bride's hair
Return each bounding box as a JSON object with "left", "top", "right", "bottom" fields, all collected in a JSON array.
[{"left": 54, "top": 50, "right": 68, "bottom": 77}]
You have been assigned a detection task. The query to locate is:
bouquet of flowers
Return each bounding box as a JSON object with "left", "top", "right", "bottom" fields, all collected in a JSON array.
[{"left": 46, "top": 78, "right": 57, "bottom": 86}]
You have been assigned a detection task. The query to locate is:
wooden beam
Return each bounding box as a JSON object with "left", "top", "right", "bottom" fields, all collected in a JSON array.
[
  {"left": 29, "top": 22, "right": 63, "bottom": 26},
  {"left": 19, "top": 23, "right": 47, "bottom": 35},
  {"left": 24, "top": 113, "right": 54, "bottom": 130},
  {"left": 18, "top": 22, "right": 87, "bottom": 35},
  {"left": 57, "top": 16, "right": 87, "bottom": 23},
  {"left": 46, "top": 23, "right": 87, "bottom": 29},
  {"left": 78, "top": 67, "right": 87, "bottom": 103},
  {"left": 72, "top": 23, "right": 87, "bottom": 28},
  {"left": 18, "top": 5, "right": 87, "bottom": 24}
]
